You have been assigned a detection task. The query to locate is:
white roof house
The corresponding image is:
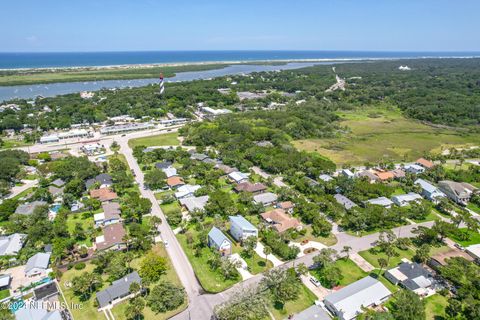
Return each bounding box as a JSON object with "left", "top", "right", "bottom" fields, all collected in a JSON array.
[
  {"left": 25, "top": 252, "right": 51, "bottom": 277},
  {"left": 364, "top": 197, "right": 394, "bottom": 208},
  {"left": 466, "top": 244, "right": 480, "bottom": 260},
  {"left": 341, "top": 169, "right": 355, "bottom": 179},
  {"left": 179, "top": 195, "right": 209, "bottom": 212},
  {"left": 162, "top": 167, "right": 178, "bottom": 178},
  {"left": 319, "top": 174, "right": 334, "bottom": 182},
  {"left": 253, "top": 192, "right": 278, "bottom": 206},
  {"left": 404, "top": 164, "right": 425, "bottom": 174},
  {"left": 391, "top": 192, "right": 423, "bottom": 207},
  {"left": 324, "top": 276, "right": 392, "bottom": 320},
  {"left": 415, "top": 179, "right": 446, "bottom": 201},
  {"left": 0, "top": 233, "right": 26, "bottom": 256},
  {"left": 174, "top": 184, "right": 201, "bottom": 199},
  {"left": 15, "top": 304, "right": 62, "bottom": 320},
  {"left": 228, "top": 171, "right": 250, "bottom": 183}
]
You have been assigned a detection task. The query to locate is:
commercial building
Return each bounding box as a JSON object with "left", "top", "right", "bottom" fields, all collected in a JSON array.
[{"left": 100, "top": 122, "right": 155, "bottom": 135}]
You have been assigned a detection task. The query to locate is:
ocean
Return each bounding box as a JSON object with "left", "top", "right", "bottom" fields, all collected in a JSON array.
[{"left": 1, "top": 50, "right": 479, "bottom": 69}]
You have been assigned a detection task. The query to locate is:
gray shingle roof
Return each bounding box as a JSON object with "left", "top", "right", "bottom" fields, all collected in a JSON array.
[
  {"left": 96, "top": 271, "right": 142, "bottom": 308},
  {"left": 253, "top": 192, "right": 278, "bottom": 205},
  {"left": 179, "top": 195, "right": 209, "bottom": 212},
  {"left": 25, "top": 252, "right": 51, "bottom": 274},
  {"left": 0, "top": 233, "right": 26, "bottom": 256},
  {"left": 334, "top": 194, "right": 357, "bottom": 210},
  {"left": 15, "top": 201, "right": 47, "bottom": 215}
]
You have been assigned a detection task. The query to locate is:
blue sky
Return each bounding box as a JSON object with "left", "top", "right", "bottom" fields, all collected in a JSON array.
[{"left": 1, "top": 0, "right": 479, "bottom": 52}]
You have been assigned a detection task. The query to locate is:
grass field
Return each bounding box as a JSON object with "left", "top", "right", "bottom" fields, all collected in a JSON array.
[
  {"left": 269, "top": 284, "right": 317, "bottom": 320},
  {"left": 66, "top": 212, "right": 94, "bottom": 247},
  {"left": 467, "top": 201, "right": 480, "bottom": 214},
  {"left": 128, "top": 132, "right": 179, "bottom": 148},
  {"left": 176, "top": 231, "right": 241, "bottom": 293},
  {"left": 313, "top": 258, "right": 368, "bottom": 288},
  {"left": 425, "top": 294, "right": 448, "bottom": 320},
  {"left": 448, "top": 228, "right": 480, "bottom": 246},
  {"left": 0, "top": 63, "right": 229, "bottom": 86},
  {"left": 359, "top": 246, "right": 416, "bottom": 268},
  {"left": 293, "top": 105, "right": 480, "bottom": 166},
  {"left": 111, "top": 245, "right": 188, "bottom": 320},
  {"left": 294, "top": 226, "right": 338, "bottom": 246}
]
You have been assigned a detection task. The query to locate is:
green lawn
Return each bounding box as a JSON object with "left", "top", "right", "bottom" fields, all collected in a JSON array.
[
  {"left": 59, "top": 263, "right": 104, "bottom": 320},
  {"left": 425, "top": 294, "right": 448, "bottom": 320},
  {"left": 111, "top": 245, "right": 188, "bottom": 320},
  {"left": 313, "top": 258, "right": 368, "bottom": 289},
  {"left": 467, "top": 202, "right": 480, "bottom": 214},
  {"left": 66, "top": 212, "right": 94, "bottom": 247},
  {"left": 448, "top": 228, "right": 480, "bottom": 246},
  {"left": 128, "top": 132, "right": 180, "bottom": 148},
  {"left": 295, "top": 226, "right": 338, "bottom": 246},
  {"left": 269, "top": 284, "right": 317, "bottom": 320},
  {"left": 0, "top": 289, "right": 10, "bottom": 300},
  {"left": 11, "top": 187, "right": 37, "bottom": 201},
  {"left": 176, "top": 231, "right": 241, "bottom": 293},
  {"left": 359, "top": 247, "right": 416, "bottom": 268},
  {"left": 413, "top": 211, "right": 442, "bottom": 223},
  {"left": 293, "top": 105, "right": 480, "bottom": 165}
]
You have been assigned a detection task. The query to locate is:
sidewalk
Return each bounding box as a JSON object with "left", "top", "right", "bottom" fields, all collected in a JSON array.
[{"left": 350, "top": 252, "right": 375, "bottom": 272}]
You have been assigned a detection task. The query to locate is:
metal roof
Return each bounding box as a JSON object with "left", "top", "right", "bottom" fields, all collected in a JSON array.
[
  {"left": 25, "top": 252, "right": 51, "bottom": 274},
  {"left": 208, "top": 227, "right": 231, "bottom": 248},
  {"left": 229, "top": 215, "right": 257, "bottom": 232}
]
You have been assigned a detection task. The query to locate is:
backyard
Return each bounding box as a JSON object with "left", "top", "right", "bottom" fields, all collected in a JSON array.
[
  {"left": 448, "top": 228, "right": 480, "bottom": 246},
  {"left": 269, "top": 284, "right": 317, "bottom": 320},
  {"left": 358, "top": 246, "right": 416, "bottom": 269}
]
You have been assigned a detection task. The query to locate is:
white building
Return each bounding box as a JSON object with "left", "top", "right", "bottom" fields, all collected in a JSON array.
[
  {"left": 364, "top": 197, "right": 394, "bottom": 208},
  {"left": 174, "top": 184, "right": 201, "bottom": 199},
  {"left": 324, "top": 276, "right": 391, "bottom": 320},
  {"left": 229, "top": 215, "right": 258, "bottom": 241},
  {"left": 391, "top": 192, "right": 423, "bottom": 207},
  {"left": 25, "top": 252, "right": 51, "bottom": 277},
  {"left": 404, "top": 164, "right": 425, "bottom": 174},
  {"left": 228, "top": 171, "right": 249, "bottom": 184}
]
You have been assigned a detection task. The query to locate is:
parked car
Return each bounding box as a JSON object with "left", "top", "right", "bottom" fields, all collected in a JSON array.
[{"left": 310, "top": 276, "right": 321, "bottom": 287}]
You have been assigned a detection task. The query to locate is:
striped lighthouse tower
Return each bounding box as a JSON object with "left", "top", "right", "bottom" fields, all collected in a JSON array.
[{"left": 159, "top": 73, "right": 165, "bottom": 95}]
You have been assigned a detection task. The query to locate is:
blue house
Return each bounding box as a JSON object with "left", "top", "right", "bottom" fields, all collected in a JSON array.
[
  {"left": 229, "top": 215, "right": 258, "bottom": 242},
  {"left": 208, "top": 227, "right": 232, "bottom": 256}
]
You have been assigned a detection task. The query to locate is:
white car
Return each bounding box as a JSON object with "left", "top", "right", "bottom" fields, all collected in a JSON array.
[
  {"left": 310, "top": 276, "right": 321, "bottom": 287},
  {"left": 164, "top": 240, "right": 169, "bottom": 248}
]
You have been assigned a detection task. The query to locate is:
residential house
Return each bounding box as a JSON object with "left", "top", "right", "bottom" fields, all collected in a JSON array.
[
  {"left": 0, "top": 233, "right": 26, "bottom": 256},
  {"left": 15, "top": 304, "right": 62, "bottom": 320},
  {"left": 391, "top": 168, "right": 406, "bottom": 179},
  {"left": 404, "top": 164, "right": 425, "bottom": 174},
  {"left": 51, "top": 178, "right": 65, "bottom": 187},
  {"left": 215, "top": 164, "right": 238, "bottom": 175},
  {"left": 179, "top": 195, "right": 209, "bottom": 212},
  {"left": 155, "top": 161, "right": 173, "bottom": 170},
  {"left": 384, "top": 260, "right": 435, "bottom": 295},
  {"left": 0, "top": 274, "right": 11, "bottom": 290},
  {"left": 229, "top": 215, "right": 258, "bottom": 241},
  {"left": 466, "top": 244, "right": 480, "bottom": 262},
  {"left": 428, "top": 247, "right": 474, "bottom": 270},
  {"left": 208, "top": 227, "right": 232, "bottom": 256},
  {"left": 364, "top": 197, "right": 394, "bottom": 208},
  {"left": 167, "top": 176, "right": 185, "bottom": 189},
  {"left": 25, "top": 252, "right": 51, "bottom": 277},
  {"left": 277, "top": 201, "right": 295, "bottom": 214},
  {"left": 96, "top": 271, "right": 142, "bottom": 309},
  {"left": 341, "top": 169, "right": 355, "bottom": 179},
  {"left": 334, "top": 194, "right": 357, "bottom": 210},
  {"left": 290, "top": 305, "right": 331, "bottom": 320},
  {"left": 228, "top": 171, "right": 249, "bottom": 184},
  {"left": 90, "top": 188, "right": 118, "bottom": 202},
  {"left": 174, "top": 184, "right": 201, "bottom": 199},
  {"left": 416, "top": 158, "right": 435, "bottom": 169},
  {"left": 253, "top": 192, "right": 278, "bottom": 206},
  {"left": 162, "top": 167, "right": 178, "bottom": 178},
  {"left": 94, "top": 202, "right": 122, "bottom": 227},
  {"left": 415, "top": 179, "right": 446, "bottom": 202},
  {"left": 305, "top": 177, "right": 320, "bottom": 187},
  {"left": 95, "top": 223, "right": 127, "bottom": 251},
  {"left": 375, "top": 170, "right": 395, "bottom": 182},
  {"left": 323, "top": 276, "right": 392, "bottom": 320},
  {"left": 438, "top": 180, "right": 477, "bottom": 205},
  {"left": 319, "top": 174, "right": 334, "bottom": 182},
  {"left": 234, "top": 181, "right": 267, "bottom": 194},
  {"left": 48, "top": 185, "right": 64, "bottom": 198},
  {"left": 391, "top": 192, "right": 423, "bottom": 207},
  {"left": 15, "top": 201, "right": 48, "bottom": 215},
  {"left": 261, "top": 209, "right": 302, "bottom": 233},
  {"left": 357, "top": 170, "right": 379, "bottom": 183},
  {"left": 85, "top": 173, "right": 113, "bottom": 189},
  {"left": 190, "top": 153, "right": 209, "bottom": 161}
]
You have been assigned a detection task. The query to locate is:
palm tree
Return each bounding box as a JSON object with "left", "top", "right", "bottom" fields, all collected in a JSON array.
[
  {"left": 263, "top": 245, "right": 272, "bottom": 265},
  {"left": 377, "top": 258, "right": 388, "bottom": 276},
  {"left": 341, "top": 246, "right": 352, "bottom": 260}
]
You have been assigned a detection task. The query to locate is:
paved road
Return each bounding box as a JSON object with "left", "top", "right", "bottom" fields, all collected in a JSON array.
[{"left": 7, "top": 179, "right": 38, "bottom": 199}]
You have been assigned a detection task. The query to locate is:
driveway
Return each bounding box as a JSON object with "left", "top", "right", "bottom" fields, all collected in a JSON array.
[{"left": 255, "top": 242, "right": 283, "bottom": 267}]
